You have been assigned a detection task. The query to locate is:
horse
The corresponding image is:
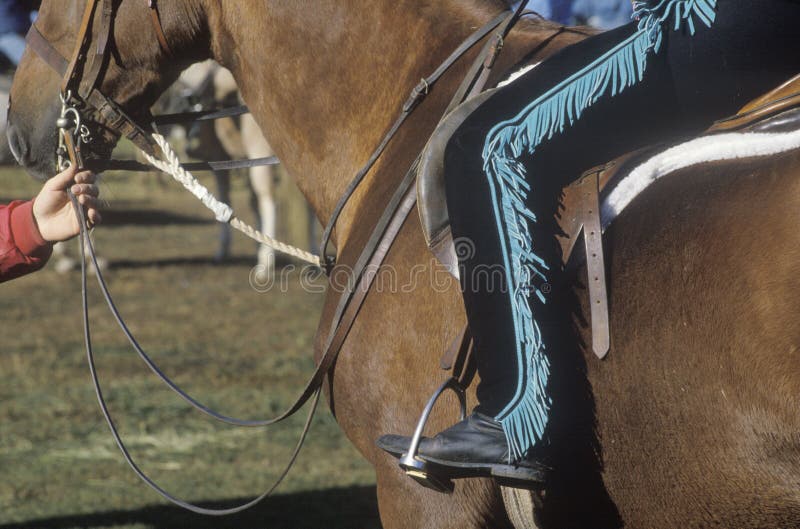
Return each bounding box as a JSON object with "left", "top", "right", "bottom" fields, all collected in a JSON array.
[
  {"left": 155, "top": 60, "right": 318, "bottom": 267},
  {"left": 9, "top": 1, "right": 800, "bottom": 528},
  {"left": 161, "top": 60, "right": 274, "bottom": 266}
]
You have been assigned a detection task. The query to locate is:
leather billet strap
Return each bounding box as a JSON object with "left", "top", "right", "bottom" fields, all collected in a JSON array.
[
  {"left": 558, "top": 170, "right": 610, "bottom": 359},
  {"left": 579, "top": 172, "right": 610, "bottom": 359}
]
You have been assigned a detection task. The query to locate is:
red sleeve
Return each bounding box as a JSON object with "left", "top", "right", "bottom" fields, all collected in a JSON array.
[{"left": 0, "top": 200, "right": 53, "bottom": 283}]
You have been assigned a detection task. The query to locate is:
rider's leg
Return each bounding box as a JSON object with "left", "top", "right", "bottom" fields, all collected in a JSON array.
[{"left": 378, "top": 0, "right": 800, "bottom": 483}]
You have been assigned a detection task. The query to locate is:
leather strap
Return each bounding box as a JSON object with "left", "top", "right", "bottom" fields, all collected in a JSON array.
[
  {"left": 147, "top": 0, "right": 173, "bottom": 56},
  {"left": 71, "top": 187, "right": 323, "bottom": 515},
  {"left": 456, "top": 0, "right": 531, "bottom": 107},
  {"left": 559, "top": 170, "right": 610, "bottom": 359},
  {"left": 85, "top": 87, "right": 156, "bottom": 154},
  {"left": 77, "top": 0, "right": 113, "bottom": 99},
  {"left": 440, "top": 325, "right": 468, "bottom": 371},
  {"left": 25, "top": 24, "right": 68, "bottom": 74},
  {"left": 579, "top": 172, "right": 610, "bottom": 359},
  {"left": 151, "top": 104, "right": 251, "bottom": 126},
  {"left": 44, "top": 0, "right": 528, "bottom": 513},
  {"left": 62, "top": 0, "right": 101, "bottom": 95},
  {"left": 318, "top": 10, "right": 513, "bottom": 268},
  {"left": 94, "top": 155, "right": 280, "bottom": 173}
]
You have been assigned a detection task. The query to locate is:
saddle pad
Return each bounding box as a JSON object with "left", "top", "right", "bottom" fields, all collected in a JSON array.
[{"left": 600, "top": 107, "right": 800, "bottom": 228}]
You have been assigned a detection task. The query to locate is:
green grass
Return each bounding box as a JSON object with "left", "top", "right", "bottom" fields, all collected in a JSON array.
[{"left": 0, "top": 166, "right": 379, "bottom": 529}]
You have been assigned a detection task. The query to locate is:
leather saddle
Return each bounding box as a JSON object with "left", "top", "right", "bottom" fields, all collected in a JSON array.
[{"left": 417, "top": 72, "right": 800, "bottom": 359}]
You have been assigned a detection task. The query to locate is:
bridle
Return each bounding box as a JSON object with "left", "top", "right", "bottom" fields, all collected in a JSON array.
[
  {"left": 26, "top": 0, "right": 159, "bottom": 167},
  {"left": 22, "top": 0, "right": 535, "bottom": 516}
]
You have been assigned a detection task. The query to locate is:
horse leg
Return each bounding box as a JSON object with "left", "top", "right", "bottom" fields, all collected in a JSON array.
[
  {"left": 214, "top": 169, "right": 232, "bottom": 262},
  {"left": 240, "top": 114, "right": 276, "bottom": 269},
  {"left": 248, "top": 164, "right": 275, "bottom": 269}
]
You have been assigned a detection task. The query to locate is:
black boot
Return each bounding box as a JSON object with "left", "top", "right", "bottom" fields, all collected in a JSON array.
[{"left": 376, "top": 412, "right": 550, "bottom": 487}]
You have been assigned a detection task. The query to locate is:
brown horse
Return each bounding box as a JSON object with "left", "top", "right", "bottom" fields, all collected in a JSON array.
[{"left": 8, "top": 1, "right": 800, "bottom": 528}]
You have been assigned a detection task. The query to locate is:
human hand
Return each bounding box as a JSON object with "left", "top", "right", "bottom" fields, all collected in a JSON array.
[{"left": 32, "top": 166, "right": 102, "bottom": 243}]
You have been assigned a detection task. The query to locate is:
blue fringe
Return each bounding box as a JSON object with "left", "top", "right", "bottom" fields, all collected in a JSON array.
[{"left": 482, "top": 0, "right": 717, "bottom": 461}]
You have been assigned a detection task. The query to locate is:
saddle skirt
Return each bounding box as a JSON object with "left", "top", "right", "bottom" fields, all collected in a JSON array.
[{"left": 416, "top": 72, "right": 800, "bottom": 358}]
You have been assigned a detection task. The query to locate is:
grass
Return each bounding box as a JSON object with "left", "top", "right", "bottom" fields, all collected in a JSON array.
[{"left": 0, "top": 165, "right": 379, "bottom": 529}]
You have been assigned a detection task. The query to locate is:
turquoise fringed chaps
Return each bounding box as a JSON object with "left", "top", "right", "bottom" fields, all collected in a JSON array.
[{"left": 482, "top": 0, "right": 718, "bottom": 461}]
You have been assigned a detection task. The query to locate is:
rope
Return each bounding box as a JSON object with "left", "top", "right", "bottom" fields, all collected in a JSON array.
[{"left": 142, "top": 133, "right": 322, "bottom": 267}]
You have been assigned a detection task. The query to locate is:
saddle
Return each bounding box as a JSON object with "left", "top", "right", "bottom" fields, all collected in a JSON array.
[{"left": 418, "top": 72, "right": 800, "bottom": 360}]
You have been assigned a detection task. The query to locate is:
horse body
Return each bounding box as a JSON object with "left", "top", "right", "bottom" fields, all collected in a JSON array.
[
  {"left": 580, "top": 151, "right": 800, "bottom": 528},
  {"left": 9, "top": 1, "right": 800, "bottom": 527}
]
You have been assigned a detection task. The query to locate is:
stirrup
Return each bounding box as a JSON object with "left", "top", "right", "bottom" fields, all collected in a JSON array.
[{"left": 398, "top": 377, "right": 467, "bottom": 494}]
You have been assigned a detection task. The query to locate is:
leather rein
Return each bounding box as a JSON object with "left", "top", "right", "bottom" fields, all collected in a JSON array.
[{"left": 25, "top": 0, "right": 530, "bottom": 515}]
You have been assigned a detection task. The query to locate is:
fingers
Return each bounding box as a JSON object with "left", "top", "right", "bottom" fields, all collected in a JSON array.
[
  {"left": 45, "top": 165, "right": 78, "bottom": 190},
  {"left": 70, "top": 183, "right": 100, "bottom": 197},
  {"left": 73, "top": 171, "right": 96, "bottom": 185},
  {"left": 45, "top": 168, "right": 96, "bottom": 191},
  {"left": 77, "top": 194, "right": 101, "bottom": 209},
  {"left": 77, "top": 194, "right": 103, "bottom": 228}
]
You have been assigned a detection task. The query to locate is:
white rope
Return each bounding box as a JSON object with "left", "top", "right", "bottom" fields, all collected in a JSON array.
[{"left": 143, "top": 133, "right": 322, "bottom": 267}]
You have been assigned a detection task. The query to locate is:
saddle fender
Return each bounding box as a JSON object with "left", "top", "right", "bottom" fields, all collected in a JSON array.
[{"left": 416, "top": 89, "right": 497, "bottom": 279}]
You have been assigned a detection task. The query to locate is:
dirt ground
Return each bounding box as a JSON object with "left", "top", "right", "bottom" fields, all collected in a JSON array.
[{"left": 0, "top": 166, "right": 379, "bottom": 529}]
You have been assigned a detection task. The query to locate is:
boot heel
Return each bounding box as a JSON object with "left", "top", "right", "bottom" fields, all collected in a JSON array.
[{"left": 399, "top": 457, "right": 456, "bottom": 493}]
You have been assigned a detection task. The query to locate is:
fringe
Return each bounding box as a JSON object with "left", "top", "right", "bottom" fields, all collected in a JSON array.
[{"left": 481, "top": 0, "right": 717, "bottom": 461}]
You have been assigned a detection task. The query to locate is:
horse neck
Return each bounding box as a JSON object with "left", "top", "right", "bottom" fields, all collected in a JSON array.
[{"left": 205, "top": 0, "right": 581, "bottom": 247}]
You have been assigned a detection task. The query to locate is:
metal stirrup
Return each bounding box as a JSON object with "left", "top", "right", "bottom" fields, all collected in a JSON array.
[{"left": 399, "top": 377, "right": 467, "bottom": 494}]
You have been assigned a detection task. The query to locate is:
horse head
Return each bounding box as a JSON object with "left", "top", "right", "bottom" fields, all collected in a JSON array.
[{"left": 7, "top": 0, "right": 208, "bottom": 180}]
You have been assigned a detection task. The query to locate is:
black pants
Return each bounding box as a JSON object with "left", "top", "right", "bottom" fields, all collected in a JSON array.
[{"left": 444, "top": 0, "right": 800, "bottom": 416}]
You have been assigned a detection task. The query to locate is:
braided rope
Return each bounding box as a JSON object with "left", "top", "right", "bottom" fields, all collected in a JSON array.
[{"left": 143, "top": 133, "right": 322, "bottom": 267}]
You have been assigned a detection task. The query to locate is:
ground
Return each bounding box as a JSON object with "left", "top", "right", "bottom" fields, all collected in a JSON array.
[{"left": 0, "top": 163, "right": 379, "bottom": 529}]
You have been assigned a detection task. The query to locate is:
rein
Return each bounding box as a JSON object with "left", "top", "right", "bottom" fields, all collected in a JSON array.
[{"left": 28, "top": 0, "right": 530, "bottom": 515}]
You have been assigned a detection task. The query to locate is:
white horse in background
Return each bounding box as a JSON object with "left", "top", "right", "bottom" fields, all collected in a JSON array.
[{"left": 174, "top": 61, "right": 287, "bottom": 269}]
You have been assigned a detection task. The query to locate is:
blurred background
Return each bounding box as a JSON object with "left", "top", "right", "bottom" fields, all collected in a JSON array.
[{"left": 513, "top": 0, "right": 633, "bottom": 28}]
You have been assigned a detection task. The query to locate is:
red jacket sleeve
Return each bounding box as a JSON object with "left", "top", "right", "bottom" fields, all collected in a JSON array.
[{"left": 0, "top": 200, "right": 53, "bottom": 282}]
